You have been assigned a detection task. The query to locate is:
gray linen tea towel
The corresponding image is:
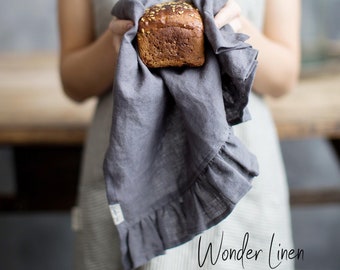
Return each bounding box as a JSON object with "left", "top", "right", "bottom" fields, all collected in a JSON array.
[{"left": 104, "top": 0, "right": 259, "bottom": 269}]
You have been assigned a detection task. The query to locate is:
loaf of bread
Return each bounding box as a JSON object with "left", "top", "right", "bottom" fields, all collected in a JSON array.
[{"left": 137, "top": 1, "right": 205, "bottom": 68}]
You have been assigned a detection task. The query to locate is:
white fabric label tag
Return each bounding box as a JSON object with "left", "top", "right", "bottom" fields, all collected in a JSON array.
[
  {"left": 71, "top": 206, "right": 82, "bottom": 231},
  {"left": 109, "top": 204, "right": 125, "bottom": 225}
]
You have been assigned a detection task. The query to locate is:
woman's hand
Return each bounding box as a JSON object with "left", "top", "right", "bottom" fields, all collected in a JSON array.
[
  {"left": 109, "top": 17, "right": 134, "bottom": 56},
  {"left": 58, "top": 0, "right": 134, "bottom": 102},
  {"left": 213, "top": 0, "right": 301, "bottom": 98},
  {"left": 214, "top": 0, "right": 242, "bottom": 32}
]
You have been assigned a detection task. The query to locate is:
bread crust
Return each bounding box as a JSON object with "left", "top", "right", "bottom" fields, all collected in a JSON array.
[{"left": 137, "top": 1, "right": 205, "bottom": 68}]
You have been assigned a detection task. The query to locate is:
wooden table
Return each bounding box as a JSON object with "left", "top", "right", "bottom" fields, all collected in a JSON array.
[
  {"left": 1, "top": 53, "right": 339, "bottom": 207},
  {"left": 0, "top": 53, "right": 95, "bottom": 145},
  {"left": 1, "top": 53, "right": 339, "bottom": 144},
  {"left": 266, "top": 74, "right": 340, "bottom": 140}
]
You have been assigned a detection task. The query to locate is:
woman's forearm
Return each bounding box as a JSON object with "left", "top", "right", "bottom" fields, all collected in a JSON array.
[
  {"left": 59, "top": 30, "right": 116, "bottom": 102},
  {"left": 241, "top": 16, "right": 300, "bottom": 97}
]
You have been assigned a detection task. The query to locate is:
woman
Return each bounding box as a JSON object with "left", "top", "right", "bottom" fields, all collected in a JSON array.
[{"left": 58, "top": 0, "right": 300, "bottom": 269}]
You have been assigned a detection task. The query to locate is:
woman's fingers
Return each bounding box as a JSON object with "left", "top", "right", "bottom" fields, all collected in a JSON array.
[
  {"left": 229, "top": 17, "right": 242, "bottom": 32},
  {"left": 109, "top": 16, "right": 134, "bottom": 36},
  {"left": 214, "top": 0, "right": 242, "bottom": 30},
  {"left": 109, "top": 17, "right": 134, "bottom": 50}
]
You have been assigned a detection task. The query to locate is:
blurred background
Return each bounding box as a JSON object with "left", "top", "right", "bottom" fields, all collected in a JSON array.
[{"left": 0, "top": 0, "right": 339, "bottom": 270}]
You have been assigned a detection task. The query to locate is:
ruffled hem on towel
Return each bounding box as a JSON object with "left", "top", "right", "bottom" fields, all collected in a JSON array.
[{"left": 114, "top": 132, "right": 258, "bottom": 269}]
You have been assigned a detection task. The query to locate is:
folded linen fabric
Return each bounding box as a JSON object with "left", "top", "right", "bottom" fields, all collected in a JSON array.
[{"left": 104, "top": 0, "right": 259, "bottom": 269}]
